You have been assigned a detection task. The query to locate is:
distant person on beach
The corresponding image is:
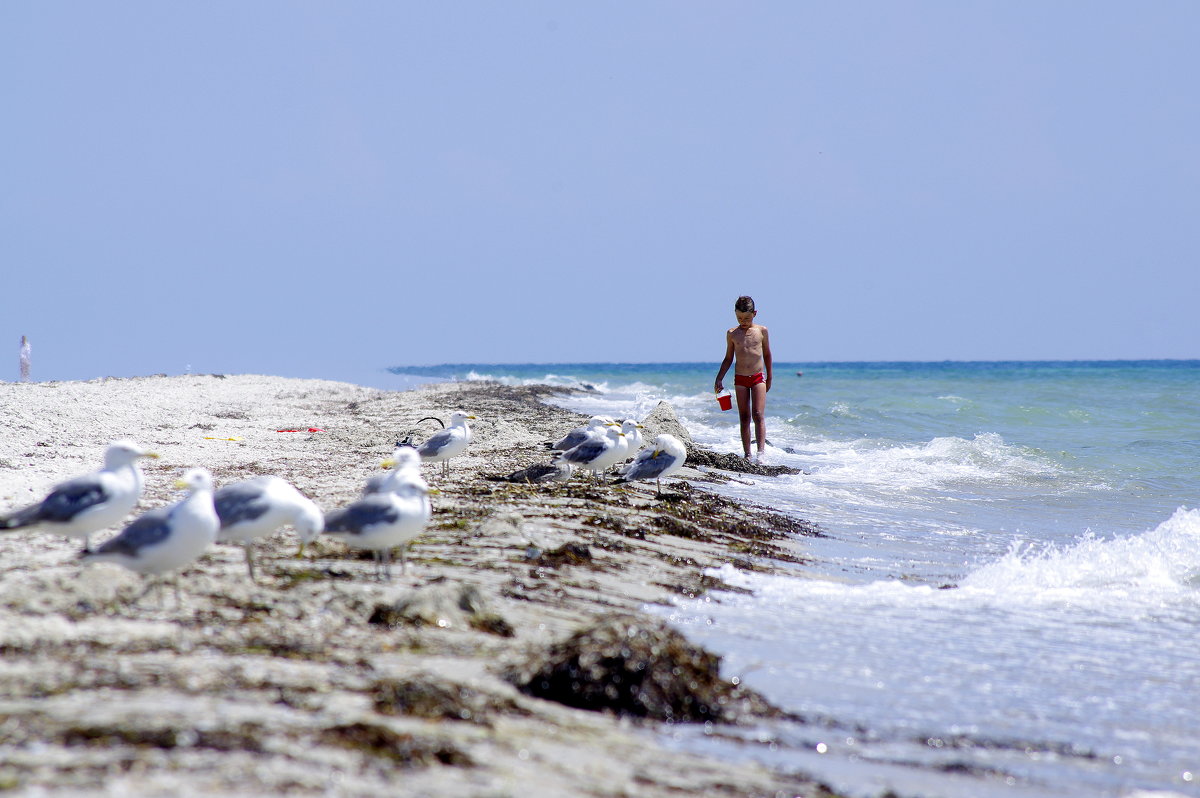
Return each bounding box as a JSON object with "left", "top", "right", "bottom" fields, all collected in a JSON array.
[
  {"left": 19, "top": 336, "right": 31, "bottom": 382},
  {"left": 714, "top": 295, "right": 772, "bottom": 461}
]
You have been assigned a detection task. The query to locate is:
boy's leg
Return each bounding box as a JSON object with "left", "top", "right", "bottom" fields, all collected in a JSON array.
[
  {"left": 735, "top": 384, "right": 752, "bottom": 457},
  {"left": 751, "top": 383, "right": 767, "bottom": 454}
]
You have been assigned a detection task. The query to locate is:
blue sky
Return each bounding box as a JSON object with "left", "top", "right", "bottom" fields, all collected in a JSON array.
[{"left": 4, "top": 2, "right": 1197, "bottom": 385}]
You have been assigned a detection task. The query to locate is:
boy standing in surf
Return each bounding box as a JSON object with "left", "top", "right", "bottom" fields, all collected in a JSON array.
[{"left": 715, "top": 295, "right": 773, "bottom": 461}]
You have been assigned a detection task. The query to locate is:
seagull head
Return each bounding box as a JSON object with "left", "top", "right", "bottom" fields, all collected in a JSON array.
[
  {"left": 104, "top": 440, "right": 160, "bottom": 468},
  {"left": 174, "top": 468, "right": 213, "bottom": 493},
  {"left": 381, "top": 447, "right": 421, "bottom": 472}
]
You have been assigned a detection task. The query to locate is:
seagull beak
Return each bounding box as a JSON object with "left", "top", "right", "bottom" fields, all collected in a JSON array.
[
  {"left": 173, "top": 479, "right": 189, "bottom": 489},
  {"left": 144, "top": 452, "right": 161, "bottom": 460},
  {"left": 380, "top": 459, "right": 395, "bottom": 469}
]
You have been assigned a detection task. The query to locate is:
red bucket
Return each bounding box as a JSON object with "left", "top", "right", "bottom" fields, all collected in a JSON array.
[{"left": 716, "top": 392, "right": 733, "bottom": 411}]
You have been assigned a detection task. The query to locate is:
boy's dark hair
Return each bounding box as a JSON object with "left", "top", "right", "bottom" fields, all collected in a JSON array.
[{"left": 734, "top": 295, "right": 756, "bottom": 313}]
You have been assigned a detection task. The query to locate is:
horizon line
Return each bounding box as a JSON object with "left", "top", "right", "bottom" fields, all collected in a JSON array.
[{"left": 388, "top": 358, "right": 1199, "bottom": 370}]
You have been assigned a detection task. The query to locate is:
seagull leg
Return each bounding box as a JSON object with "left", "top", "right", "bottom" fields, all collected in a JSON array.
[{"left": 244, "top": 543, "right": 257, "bottom": 582}]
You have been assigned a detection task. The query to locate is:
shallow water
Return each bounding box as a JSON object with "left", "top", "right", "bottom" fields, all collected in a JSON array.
[{"left": 390, "top": 361, "right": 1200, "bottom": 797}]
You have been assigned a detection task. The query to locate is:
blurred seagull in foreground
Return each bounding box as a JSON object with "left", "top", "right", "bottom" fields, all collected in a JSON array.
[
  {"left": 323, "top": 453, "right": 432, "bottom": 580},
  {"left": 618, "top": 434, "right": 688, "bottom": 497},
  {"left": 362, "top": 446, "right": 422, "bottom": 496},
  {"left": 214, "top": 476, "right": 324, "bottom": 579},
  {"left": 418, "top": 410, "right": 476, "bottom": 477},
  {"left": 80, "top": 468, "right": 220, "bottom": 601},
  {"left": 1, "top": 440, "right": 159, "bottom": 551}
]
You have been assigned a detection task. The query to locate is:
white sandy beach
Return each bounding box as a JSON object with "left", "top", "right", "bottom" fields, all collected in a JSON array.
[{"left": 0, "top": 374, "right": 828, "bottom": 797}]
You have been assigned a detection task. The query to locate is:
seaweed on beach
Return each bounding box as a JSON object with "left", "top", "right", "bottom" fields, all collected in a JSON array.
[
  {"left": 509, "top": 613, "right": 780, "bottom": 723},
  {"left": 371, "top": 675, "right": 530, "bottom": 725},
  {"left": 369, "top": 578, "right": 515, "bottom": 637},
  {"left": 529, "top": 541, "right": 593, "bottom": 568},
  {"left": 319, "top": 722, "right": 473, "bottom": 767}
]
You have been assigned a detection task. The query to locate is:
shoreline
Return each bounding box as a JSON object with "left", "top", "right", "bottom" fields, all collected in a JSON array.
[{"left": 0, "top": 374, "right": 831, "bottom": 796}]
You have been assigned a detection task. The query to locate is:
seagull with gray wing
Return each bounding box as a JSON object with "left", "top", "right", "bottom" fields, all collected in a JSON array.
[{"left": 1, "top": 440, "right": 159, "bottom": 551}]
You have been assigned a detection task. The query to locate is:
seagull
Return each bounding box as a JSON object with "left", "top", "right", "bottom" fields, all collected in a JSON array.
[
  {"left": 556, "top": 424, "right": 626, "bottom": 481},
  {"left": 616, "top": 419, "right": 645, "bottom": 464},
  {"left": 549, "top": 416, "right": 614, "bottom": 451},
  {"left": 417, "top": 410, "right": 476, "bottom": 476},
  {"left": 618, "top": 434, "right": 688, "bottom": 497},
  {"left": 1, "top": 440, "right": 159, "bottom": 551},
  {"left": 80, "top": 467, "right": 219, "bottom": 578},
  {"left": 361, "top": 446, "right": 424, "bottom": 496},
  {"left": 323, "top": 464, "right": 432, "bottom": 580},
  {"left": 214, "top": 476, "right": 324, "bottom": 579}
]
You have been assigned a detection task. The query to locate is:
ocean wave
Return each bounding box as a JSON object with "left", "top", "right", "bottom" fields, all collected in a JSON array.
[
  {"left": 961, "top": 507, "right": 1200, "bottom": 601},
  {"left": 689, "top": 508, "right": 1200, "bottom": 617},
  {"left": 791, "top": 432, "right": 1067, "bottom": 494},
  {"left": 460, "top": 370, "right": 610, "bottom": 391}
]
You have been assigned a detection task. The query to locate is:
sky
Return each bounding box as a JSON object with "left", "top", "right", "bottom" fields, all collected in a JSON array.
[{"left": 4, "top": 1, "right": 1198, "bottom": 386}]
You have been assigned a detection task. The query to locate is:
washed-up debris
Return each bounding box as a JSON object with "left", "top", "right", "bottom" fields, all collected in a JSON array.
[
  {"left": 508, "top": 613, "right": 779, "bottom": 723},
  {"left": 369, "top": 578, "right": 514, "bottom": 637}
]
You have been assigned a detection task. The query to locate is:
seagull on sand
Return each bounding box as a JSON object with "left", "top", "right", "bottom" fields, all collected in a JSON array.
[
  {"left": 214, "top": 476, "right": 324, "bottom": 579},
  {"left": 81, "top": 467, "right": 220, "bottom": 578},
  {"left": 617, "top": 419, "right": 645, "bottom": 462},
  {"left": 1, "top": 440, "right": 159, "bottom": 551},
  {"left": 556, "top": 424, "right": 626, "bottom": 481},
  {"left": 549, "top": 416, "right": 614, "bottom": 451},
  {"left": 361, "top": 446, "right": 422, "bottom": 496},
  {"left": 618, "top": 434, "right": 688, "bottom": 496},
  {"left": 322, "top": 458, "right": 432, "bottom": 580},
  {"left": 417, "top": 410, "right": 476, "bottom": 476}
]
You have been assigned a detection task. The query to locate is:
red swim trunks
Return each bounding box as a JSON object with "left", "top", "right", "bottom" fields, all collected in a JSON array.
[{"left": 734, "top": 372, "right": 765, "bottom": 387}]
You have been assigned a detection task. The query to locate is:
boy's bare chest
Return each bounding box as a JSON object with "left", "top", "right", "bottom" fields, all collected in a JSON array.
[{"left": 732, "top": 327, "right": 762, "bottom": 352}]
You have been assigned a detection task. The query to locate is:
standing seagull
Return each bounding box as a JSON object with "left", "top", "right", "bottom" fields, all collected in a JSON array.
[
  {"left": 361, "top": 446, "right": 423, "bottom": 496},
  {"left": 322, "top": 462, "right": 432, "bottom": 580},
  {"left": 550, "top": 416, "right": 614, "bottom": 451},
  {"left": 417, "top": 410, "right": 476, "bottom": 477},
  {"left": 618, "top": 434, "right": 688, "bottom": 497},
  {"left": 214, "top": 476, "right": 324, "bottom": 580},
  {"left": 80, "top": 467, "right": 220, "bottom": 593},
  {"left": 1, "top": 440, "right": 159, "bottom": 551},
  {"left": 616, "top": 419, "right": 645, "bottom": 465},
  {"left": 556, "top": 424, "right": 626, "bottom": 481}
]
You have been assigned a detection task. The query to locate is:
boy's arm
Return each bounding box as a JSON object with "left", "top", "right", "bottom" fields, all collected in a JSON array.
[
  {"left": 761, "top": 326, "right": 773, "bottom": 392},
  {"left": 714, "top": 333, "right": 735, "bottom": 393}
]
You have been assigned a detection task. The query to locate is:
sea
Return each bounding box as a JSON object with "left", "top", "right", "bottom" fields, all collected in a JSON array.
[{"left": 389, "top": 361, "right": 1200, "bottom": 798}]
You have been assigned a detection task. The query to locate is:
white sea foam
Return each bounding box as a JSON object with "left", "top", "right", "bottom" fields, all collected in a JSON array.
[
  {"left": 961, "top": 506, "right": 1200, "bottom": 603},
  {"left": 675, "top": 508, "right": 1200, "bottom": 634},
  {"left": 463, "top": 369, "right": 611, "bottom": 391}
]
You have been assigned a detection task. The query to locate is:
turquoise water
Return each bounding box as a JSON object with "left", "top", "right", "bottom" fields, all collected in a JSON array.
[{"left": 389, "top": 361, "right": 1200, "bottom": 797}]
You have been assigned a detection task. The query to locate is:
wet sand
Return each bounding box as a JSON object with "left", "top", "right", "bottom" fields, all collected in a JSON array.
[{"left": 0, "top": 374, "right": 831, "bottom": 797}]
